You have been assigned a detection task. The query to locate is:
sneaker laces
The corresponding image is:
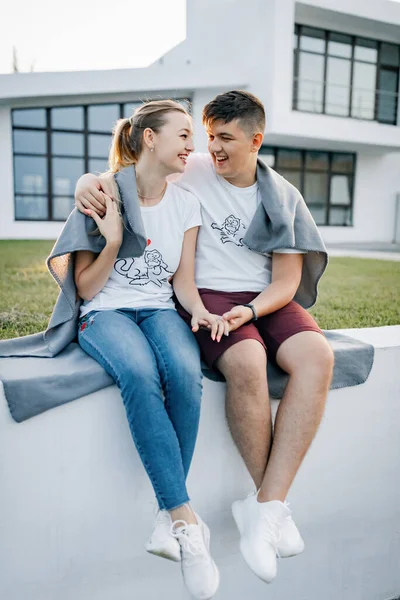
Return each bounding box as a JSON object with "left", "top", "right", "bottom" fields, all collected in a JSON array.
[
  {"left": 171, "top": 520, "right": 207, "bottom": 566},
  {"left": 260, "top": 512, "right": 282, "bottom": 559}
]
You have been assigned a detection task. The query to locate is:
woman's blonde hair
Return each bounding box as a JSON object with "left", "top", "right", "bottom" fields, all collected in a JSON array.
[
  {"left": 108, "top": 99, "right": 189, "bottom": 173},
  {"left": 91, "top": 99, "right": 189, "bottom": 236}
]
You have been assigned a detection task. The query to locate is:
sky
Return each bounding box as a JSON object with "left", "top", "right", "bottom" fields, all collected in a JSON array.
[
  {"left": 1, "top": 0, "right": 399, "bottom": 75},
  {"left": 0, "top": 0, "right": 186, "bottom": 74}
]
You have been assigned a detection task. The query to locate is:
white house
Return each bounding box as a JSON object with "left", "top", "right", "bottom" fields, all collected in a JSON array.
[{"left": 0, "top": 0, "right": 400, "bottom": 244}]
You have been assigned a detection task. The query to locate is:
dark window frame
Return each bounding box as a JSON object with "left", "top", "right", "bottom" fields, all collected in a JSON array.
[
  {"left": 260, "top": 145, "right": 356, "bottom": 226},
  {"left": 293, "top": 24, "right": 399, "bottom": 125},
  {"left": 12, "top": 98, "right": 192, "bottom": 222}
]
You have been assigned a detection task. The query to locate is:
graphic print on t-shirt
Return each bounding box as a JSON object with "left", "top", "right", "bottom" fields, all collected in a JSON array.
[
  {"left": 114, "top": 249, "right": 173, "bottom": 288},
  {"left": 211, "top": 214, "right": 247, "bottom": 247}
]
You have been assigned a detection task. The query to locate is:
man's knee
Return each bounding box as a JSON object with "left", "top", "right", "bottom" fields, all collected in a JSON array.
[
  {"left": 217, "top": 340, "right": 267, "bottom": 391},
  {"left": 279, "top": 333, "right": 334, "bottom": 382},
  {"left": 306, "top": 337, "right": 334, "bottom": 380}
]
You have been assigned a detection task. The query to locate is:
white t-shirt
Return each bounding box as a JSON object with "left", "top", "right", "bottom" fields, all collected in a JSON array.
[
  {"left": 80, "top": 183, "right": 202, "bottom": 316},
  {"left": 174, "top": 153, "right": 306, "bottom": 293}
]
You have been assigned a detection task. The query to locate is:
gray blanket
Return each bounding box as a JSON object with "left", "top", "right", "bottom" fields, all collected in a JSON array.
[
  {"left": 1, "top": 331, "right": 374, "bottom": 422},
  {"left": 243, "top": 162, "right": 328, "bottom": 309},
  {"left": 0, "top": 161, "right": 374, "bottom": 422}
]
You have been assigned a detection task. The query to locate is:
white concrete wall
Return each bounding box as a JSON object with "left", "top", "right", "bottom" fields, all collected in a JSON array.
[
  {"left": 0, "top": 107, "right": 15, "bottom": 236},
  {"left": 0, "top": 326, "right": 399, "bottom": 600},
  {"left": 0, "top": 64, "right": 245, "bottom": 106},
  {"left": 163, "top": 0, "right": 267, "bottom": 72},
  {"left": 252, "top": 0, "right": 296, "bottom": 129},
  {"left": 190, "top": 88, "right": 233, "bottom": 153}
]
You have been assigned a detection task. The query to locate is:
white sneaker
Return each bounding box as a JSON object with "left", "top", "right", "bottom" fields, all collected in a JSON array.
[
  {"left": 145, "top": 510, "right": 181, "bottom": 562},
  {"left": 172, "top": 516, "right": 220, "bottom": 600},
  {"left": 232, "top": 494, "right": 282, "bottom": 583},
  {"left": 278, "top": 502, "right": 305, "bottom": 558}
]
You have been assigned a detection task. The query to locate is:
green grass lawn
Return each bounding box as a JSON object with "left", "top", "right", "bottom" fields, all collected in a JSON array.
[{"left": 0, "top": 239, "right": 399, "bottom": 340}]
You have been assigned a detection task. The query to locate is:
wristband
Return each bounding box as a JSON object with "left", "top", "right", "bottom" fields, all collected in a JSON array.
[{"left": 242, "top": 303, "right": 258, "bottom": 322}]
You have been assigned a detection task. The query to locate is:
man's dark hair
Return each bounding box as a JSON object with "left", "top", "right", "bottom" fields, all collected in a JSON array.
[{"left": 202, "top": 90, "right": 266, "bottom": 136}]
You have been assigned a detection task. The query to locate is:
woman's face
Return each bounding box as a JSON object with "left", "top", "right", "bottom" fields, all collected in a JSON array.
[{"left": 152, "top": 111, "right": 195, "bottom": 174}]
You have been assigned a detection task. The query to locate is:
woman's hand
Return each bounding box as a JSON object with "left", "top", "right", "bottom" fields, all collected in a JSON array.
[
  {"left": 89, "top": 194, "right": 123, "bottom": 248},
  {"left": 191, "top": 309, "right": 229, "bottom": 342},
  {"left": 222, "top": 305, "right": 254, "bottom": 333}
]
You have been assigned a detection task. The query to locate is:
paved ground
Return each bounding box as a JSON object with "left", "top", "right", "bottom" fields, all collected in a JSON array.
[{"left": 326, "top": 242, "right": 400, "bottom": 262}]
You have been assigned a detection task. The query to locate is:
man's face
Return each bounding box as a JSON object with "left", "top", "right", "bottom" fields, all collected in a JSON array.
[{"left": 206, "top": 119, "right": 259, "bottom": 183}]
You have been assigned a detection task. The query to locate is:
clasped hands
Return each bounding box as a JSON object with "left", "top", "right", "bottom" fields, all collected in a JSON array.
[{"left": 191, "top": 305, "right": 254, "bottom": 342}]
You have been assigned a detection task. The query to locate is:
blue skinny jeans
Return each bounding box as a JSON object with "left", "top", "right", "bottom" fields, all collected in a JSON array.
[{"left": 78, "top": 308, "right": 202, "bottom": 511}]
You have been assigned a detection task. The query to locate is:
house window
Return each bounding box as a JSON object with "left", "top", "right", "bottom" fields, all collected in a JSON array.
[
  {"left": 12, "top": 97, "right": 191, "bottom": 221},
  {"left": 259, "top": 146, "right": 356, "bottom": 226},
  {"left": 293, "top": 25, "right": 399, "bottom": 125}
]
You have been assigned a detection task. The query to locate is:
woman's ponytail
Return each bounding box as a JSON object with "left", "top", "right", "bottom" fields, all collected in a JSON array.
[{"left": 108, "top": 118, "right": 138, "bottom": 172}]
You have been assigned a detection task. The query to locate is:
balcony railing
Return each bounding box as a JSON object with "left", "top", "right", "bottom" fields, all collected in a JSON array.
[{"left": 293, "top": 78, "right": 399, "bottom": 124}]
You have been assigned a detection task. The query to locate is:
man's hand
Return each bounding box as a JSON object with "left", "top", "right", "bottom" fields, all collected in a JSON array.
[
  {"left": 222, "top": 305, "right": 254, "bottom": 333},
  {"left": 90, "top": 195, "right": 123, "bottom": 247},
  {"left": 75, "top": 174, "right": 115, "bottom": 217},
  {"left": 191, "top": 310, "right": 229, "bottom": 342}
]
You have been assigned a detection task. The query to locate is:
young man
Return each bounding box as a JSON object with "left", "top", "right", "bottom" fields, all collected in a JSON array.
[{"left": 75, "top": 90, "right": 334, "bottom": 584}]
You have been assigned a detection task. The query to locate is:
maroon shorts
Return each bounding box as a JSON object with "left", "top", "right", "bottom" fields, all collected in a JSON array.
[{"left": 176, "top": 289, "right": 323, "bottom": 369}]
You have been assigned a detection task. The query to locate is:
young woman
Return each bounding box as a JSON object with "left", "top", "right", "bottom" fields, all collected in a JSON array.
[{"left": 75, "top": 100, "right": 221, "bottom": 599}]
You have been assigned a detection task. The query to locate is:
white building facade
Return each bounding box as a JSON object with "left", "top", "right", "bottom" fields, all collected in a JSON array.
[{"left": 0, "top": 0, "right": 399, "bottom": 244}]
